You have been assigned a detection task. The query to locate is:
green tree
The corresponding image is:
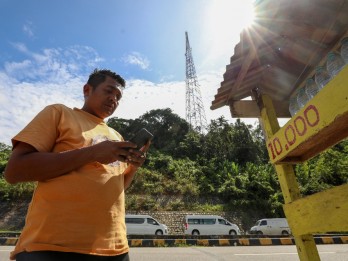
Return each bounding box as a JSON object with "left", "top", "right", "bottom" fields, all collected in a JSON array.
[
  {"left": 106, "top": 118, "right": 133, "bottom": 135},
  {"left": 250, "top": 123, "right": 269, "bottom": 163},
  {"left": 108, "top": 108, "right": 189, "bottom": 156},
  {"left": 0, "top": 142, "right": 11, "bottom": 175},
  {"left": 296, "top": 139, "right": 348, "bottom": 195},
  {"left": 234, "top": 163, "right": 282, "bottom": 217},
  {"left": 175, "top": 131, "right": 204, "bottom": 161},
  {"left": 2, "top": 109, "right": 347, "bottom": 220},
  {"left": 229, "top": 119, "right": 260, "bottom": 165},
  {"left": 203, "top": 116, "right": 236, "bottom": 163},
  {"left": 203, "top": 117, "right": 261, "bottom": 165}
]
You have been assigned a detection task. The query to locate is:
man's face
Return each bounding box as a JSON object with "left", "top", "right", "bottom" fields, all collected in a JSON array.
[{"left": 83, "top": 76, "right": 123, "bottom": 119}]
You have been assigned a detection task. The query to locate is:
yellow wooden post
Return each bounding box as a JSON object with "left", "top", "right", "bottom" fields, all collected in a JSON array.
[{"left": 259, "top": 94, "right": 320, "bottom": 261}]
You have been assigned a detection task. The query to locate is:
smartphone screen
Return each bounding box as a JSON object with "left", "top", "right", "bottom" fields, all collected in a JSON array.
[{"left": 129, "top": 128, "right": 153, "bottom": 148}]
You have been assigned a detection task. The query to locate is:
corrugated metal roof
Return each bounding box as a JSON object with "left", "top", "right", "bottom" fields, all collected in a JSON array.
[{"left": 210, "top": 0, "right": 348, "bottom": 118}]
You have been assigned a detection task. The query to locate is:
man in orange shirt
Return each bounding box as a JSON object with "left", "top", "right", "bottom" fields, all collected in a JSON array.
[{"left": 4, "top": 69, "right": 150, "bottom": 261}]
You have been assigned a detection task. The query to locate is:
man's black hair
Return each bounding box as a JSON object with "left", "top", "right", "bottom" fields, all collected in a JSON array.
[{"left": 87, "top": 69, "right": 126, "bottom": 89}]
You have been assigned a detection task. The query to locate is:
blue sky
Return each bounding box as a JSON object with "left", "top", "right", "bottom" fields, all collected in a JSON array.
[{"left": 0, "top": 0, "right": 257, "bottom": 145}]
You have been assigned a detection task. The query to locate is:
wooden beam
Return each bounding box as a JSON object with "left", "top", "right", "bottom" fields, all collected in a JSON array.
[
  {"left": 284, "top": 183, "right": 348, "bottom": 236},
  {"left": 225, "top": 42, "right": 258, "bottom": 104},
  {"left": 229, "top": 100, "right": 290, "bottom": 118}
]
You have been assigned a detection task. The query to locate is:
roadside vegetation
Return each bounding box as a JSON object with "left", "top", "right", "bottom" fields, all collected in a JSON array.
[{"left": 1, "top": 108, "right": 347, "bottom": 229}]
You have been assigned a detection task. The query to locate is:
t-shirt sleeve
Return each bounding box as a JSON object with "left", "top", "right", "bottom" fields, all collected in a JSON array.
[
  {"left": 108, "top": 127, "right": 124, "bottom": 142},
  {"left": 12, "top": 105, "right": 61, "bottom": 152}
]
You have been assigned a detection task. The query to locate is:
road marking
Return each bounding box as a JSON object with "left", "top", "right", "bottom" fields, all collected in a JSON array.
[
  {"left": 235, "top": 253, "right": 297, "bottom": 256},
  {"left": 235, "top": 252, "right": 335, "bottom": 256}
]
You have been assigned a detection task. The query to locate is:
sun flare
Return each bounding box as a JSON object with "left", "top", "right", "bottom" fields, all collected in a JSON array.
[
  {"left": 240, "top": 1, "right": 256, "bottom": 29},
  {"left": 207, "top": 0, "right": 255, "bottom": 34},
  {"left": 201, "top": 0, "right": 256, "bottom": 67}
]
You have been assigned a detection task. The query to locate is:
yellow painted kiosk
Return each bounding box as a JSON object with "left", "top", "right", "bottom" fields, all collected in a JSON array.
[{"left": 211, "top": 0, "right": 348, "bottom": 260}]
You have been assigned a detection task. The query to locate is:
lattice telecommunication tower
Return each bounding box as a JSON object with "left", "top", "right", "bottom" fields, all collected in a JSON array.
[{"left": 185, "top": 31, "right": 207, "bottom": 132}]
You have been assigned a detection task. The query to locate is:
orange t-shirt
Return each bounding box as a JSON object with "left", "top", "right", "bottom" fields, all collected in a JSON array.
[{"left": 10, "top": 104, "right": 129, "bottom": 259}]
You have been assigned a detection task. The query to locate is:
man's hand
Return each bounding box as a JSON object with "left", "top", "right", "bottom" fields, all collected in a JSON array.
[
  {"left": 123, "top": 140, "right": 151, "bottom": 189},
  {"left": 91, "top": 140, "right": 137, "bottom": 164},
  {"left": 125, "top": 140, "right": 151, "bottom": 167}
]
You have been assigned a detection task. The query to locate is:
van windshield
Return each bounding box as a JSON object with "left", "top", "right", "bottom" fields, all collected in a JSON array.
[
  {"left": 260, "top": 220, "right": 267, "bottom": 226},
  {"left": 147, "top": 218, "right": 159, "bottom": 225},
  {"left": 218, "top": 219, "right": 230, "bottom": 225}
]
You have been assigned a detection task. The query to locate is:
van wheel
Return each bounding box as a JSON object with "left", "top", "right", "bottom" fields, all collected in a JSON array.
[
  {"left": 155, "top": 230, "right": 163, "bottom": 235},
  {"left": 257, "top": 231, "right": 263, "bottom": 235},
  {"left": 192, "top": 230, "right": 200, "bottom": 236},
  {"left": 281, "top": 230, "right": 289, "bottom": 236},
  {"left": 229, "top": 230, "right": 237, "bottom": 235}
]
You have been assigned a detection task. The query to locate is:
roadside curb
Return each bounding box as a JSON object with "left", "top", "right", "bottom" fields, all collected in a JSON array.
[
  {"left": 129, "top": 236, "right": 348, "bottom": 247},
  {"left": 1, "top": 236, "right": 348, "bottom": 247},
  {"left": 0, "top": 238, "right": 18, "bottom": 246}
]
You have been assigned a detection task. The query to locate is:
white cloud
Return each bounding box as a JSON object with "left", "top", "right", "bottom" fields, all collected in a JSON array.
[
  {"left": 0, "top": 73, "right": 83, "bottom": 145},
  {"left": 5, "top": 43, "right": 102, "bottom": 83},
  {"left": 12, "top": 42, "right": 29, "bottom": 53},
  {"left": 0, "top": 45, "right": 103, "bottom": 145},
  {"left": 23, "top": 21, "right": 34, "bottom": 38},
  {"left": 0, "top": 45, "right": 255, "bottom": 146},
  {"left": 0, "top": 67, "right": 236, "bottom": 146},
  {"left": 116, "top": 69, "right": 245, "bottom": 127},
  {"left": 122, "top": 52, "right": 150, "bottom": 70},
  {"left": 117, "top": 79, "right": 186, "bottom": 120}
]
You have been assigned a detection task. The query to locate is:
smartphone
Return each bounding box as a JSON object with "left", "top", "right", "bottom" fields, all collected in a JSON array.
[{"left": 129, "top": 128, "right": 153, "bottom": 149}]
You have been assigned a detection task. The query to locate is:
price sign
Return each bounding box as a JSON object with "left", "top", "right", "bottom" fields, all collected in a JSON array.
[
  {"left": 266, "top": 66, "right": 348, "bottom": 164},
  {"left": 267, "top": 105, "right": 320, "bottom": 161}
]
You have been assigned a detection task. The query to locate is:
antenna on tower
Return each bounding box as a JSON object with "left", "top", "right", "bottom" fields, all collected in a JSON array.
[{"left": 185, "top": 31, "right": 208, "bottom": 133}]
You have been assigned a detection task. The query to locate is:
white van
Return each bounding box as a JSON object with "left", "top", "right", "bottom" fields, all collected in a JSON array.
[
  {"left": 125, "top": 214, "right": 168, "bottom": 235},
  {"left": 183, "top": 215, "right": 241, "bottom": 236},
  {"left": 249, "top": 218, "right": 291, "bottom": 235}
]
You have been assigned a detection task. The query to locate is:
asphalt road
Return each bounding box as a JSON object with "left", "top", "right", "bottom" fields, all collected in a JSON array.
[{"left": 1, "top": 245, "right": 348, "bottom": 261}]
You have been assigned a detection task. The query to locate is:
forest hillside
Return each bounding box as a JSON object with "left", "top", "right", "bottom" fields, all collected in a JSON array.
[{"left": 1, "top": 108, "right": 347, "bottom": 232}]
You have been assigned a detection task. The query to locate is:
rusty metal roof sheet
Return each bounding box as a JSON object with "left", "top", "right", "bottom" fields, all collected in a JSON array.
[{"left": 210, "top": 0, "right": 348, "bottom": 118}]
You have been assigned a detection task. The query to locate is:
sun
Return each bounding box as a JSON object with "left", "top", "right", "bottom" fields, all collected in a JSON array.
[
  {"left": 206, "top": 0, "right": 255, "bottom": 34},
  {"left": 239, "top": 1, "right": 256, "bottom": 29},
  {"left": 201, "top": 0, "right": 256, "bottom": 65}
]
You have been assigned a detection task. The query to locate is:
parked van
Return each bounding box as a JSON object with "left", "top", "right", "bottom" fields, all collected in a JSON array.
[
  {"left": 183, "top": 215, "right": 241, "bottom": 235},
  {"left": 249, "top": 218, "right": 291, "bottom": 235},
  {"left": 125, "top": 214, "right": 168, "bottom": 235}
]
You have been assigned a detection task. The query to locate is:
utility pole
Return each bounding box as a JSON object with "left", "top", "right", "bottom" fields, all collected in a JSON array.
[{"left": 185, "top": 31, "right": 207, "bottom": 133}]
